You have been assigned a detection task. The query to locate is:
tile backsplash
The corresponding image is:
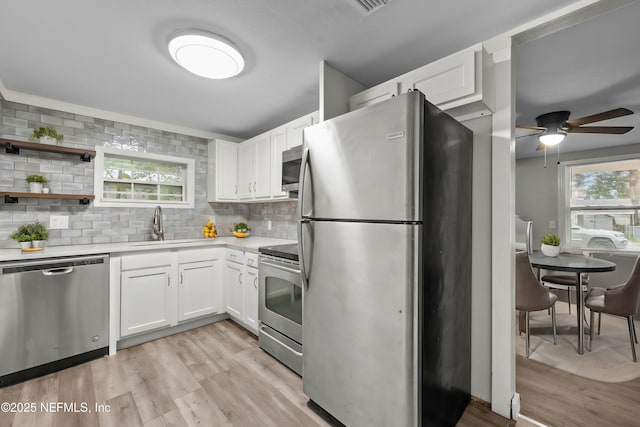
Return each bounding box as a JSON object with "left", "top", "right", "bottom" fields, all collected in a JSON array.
[{"left": 0, "top": 98, "right": 297, "bottom": 247}]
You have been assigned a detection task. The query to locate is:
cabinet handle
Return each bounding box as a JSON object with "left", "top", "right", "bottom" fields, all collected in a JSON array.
[
  {"left": 235, "top": 184, "right": 237, "bottom": 194},
  {"left": 247, "top": 258, "right": 253, "bottom": 266},
  {"left": 239, "top": 273, "right": 243, "bottom": 284},
  {"left": 254, "top": 276, "right": 258, "bottom": 289},
  {"left": 230, "top": 253, "right": 236, "bottom": 259},
  {"left": 168, "top": 274, "right": 171, "bottom": 287},
  {"left": 248, "top": 183, "right": 252, "bottom": 192},
  {"left": 180, "top": 272, "right": 184, "bottom": 285},
  {"left": 253, "top": 182, "right": 256, "bottom": 191}
]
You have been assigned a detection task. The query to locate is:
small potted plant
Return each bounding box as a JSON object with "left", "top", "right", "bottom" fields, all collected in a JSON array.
[
  {"left": 31, "top": 126, "right": 64, "bottom": 144},
  {"left": 29, "top": 222, "right": 49, "bottom": 248},
  {"left": 232, "top": 222, "right": 251, "bottom": 238},
  {"left": 540, "top": 233, "right": 560, "bottom": 257},
  {"left": 26, "top": 174, "right": 48, "bottom": 193},
  {"left": 10, "top": 225, "right": 34, "bottom": 249}
]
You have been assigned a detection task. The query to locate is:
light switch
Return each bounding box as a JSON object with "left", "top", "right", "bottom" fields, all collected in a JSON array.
[
  {"left": 549, "top": 220, "right": 556, "bottom": 229},
  {"left": 50, "top": 215, "right": 69, "bottom": 229},
  {"left": 267, "top": 220, "right": 272, "bottom": 230}
]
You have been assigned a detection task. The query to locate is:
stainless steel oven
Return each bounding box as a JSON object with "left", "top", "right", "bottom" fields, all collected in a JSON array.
[
  {"left": 258, "top": 244, "right": 302, "bottom": 375},
  {"left": 281, "top": 145, "right": 303, "bottom": 193}
]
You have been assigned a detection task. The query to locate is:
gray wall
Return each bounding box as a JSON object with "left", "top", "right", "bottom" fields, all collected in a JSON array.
[{"left": 0, "top": 98, "right": 298, "bottom": 247}]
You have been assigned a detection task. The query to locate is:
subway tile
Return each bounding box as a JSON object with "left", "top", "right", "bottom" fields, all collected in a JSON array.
[
  {"left": 3, "top": 116, "right": 27, "bottom": 128},
  {"left": 40, "top": 115, "right": 65, "bottom": 126}
]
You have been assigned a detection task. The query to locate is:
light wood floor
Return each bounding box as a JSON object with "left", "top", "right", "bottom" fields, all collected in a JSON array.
[
  {"left": 0, "top": 320, "right": 529, "bottom": 427},
  {"left": 517, "top": 353, "right": 640, "bottom": 427}
]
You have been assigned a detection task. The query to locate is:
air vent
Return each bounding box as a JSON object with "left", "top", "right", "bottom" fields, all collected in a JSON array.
[{"left": 352, "top": 0, "right": 393, "bottom": 14}]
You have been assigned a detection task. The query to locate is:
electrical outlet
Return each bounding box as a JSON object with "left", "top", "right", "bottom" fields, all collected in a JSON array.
[
  {"left": 50, "top": 215, "right": 69, "bottom": 230},
  {"left": 267, "top": 220, "right": 272, "bottom": 230},
  {"left": 549, "top": 220, "right": 556, "bottom": 229}
]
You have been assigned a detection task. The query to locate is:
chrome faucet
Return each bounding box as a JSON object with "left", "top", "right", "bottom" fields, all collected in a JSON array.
[{"left": 152, "top": 206, "right": 164, "bottom": 240}]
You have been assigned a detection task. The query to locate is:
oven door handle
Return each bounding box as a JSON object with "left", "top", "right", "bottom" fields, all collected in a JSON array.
[{"left": 261, "top": 261, "right": 301, "bottom": 275}]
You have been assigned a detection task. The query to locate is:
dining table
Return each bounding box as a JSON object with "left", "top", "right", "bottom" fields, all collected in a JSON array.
[{"left": 528, "top": 250, "right": 616, "bottom": 354}]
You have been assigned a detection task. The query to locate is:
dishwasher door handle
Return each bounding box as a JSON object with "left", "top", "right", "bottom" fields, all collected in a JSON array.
[{"left": 42, "top": 267, "right": 74, "bottom": 276}]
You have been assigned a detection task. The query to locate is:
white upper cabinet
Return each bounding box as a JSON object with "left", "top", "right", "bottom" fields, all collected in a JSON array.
[
  {"left": 285, "top": 113, "right": 316, "bottom": 149},
  {"left": 349, "top": 43, "right": 494, "bottom": 121},
  {"left": 208, "top": 140, "right": 238, "bottom": 202},
  {"left": 238, "top": 134, "right": 271, "bottom": 201},
  {"left": 271, "top": 126, "right": 288, "bottom": 199},
  {"left": 349, "top": 81, "right": 400, "bottom": 111}
]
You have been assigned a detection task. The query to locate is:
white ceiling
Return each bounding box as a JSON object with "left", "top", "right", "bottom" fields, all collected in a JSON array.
[
  {"left": 0, "top": 0, "right": 577, "bottom": 140},
  {"left": 515, "top": 1, "right": 640, "bottom": 159}
]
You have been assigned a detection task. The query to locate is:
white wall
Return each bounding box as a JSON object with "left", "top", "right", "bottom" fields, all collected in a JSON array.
[{"left": 464, "top": 115, "right": 493, "bottom": 401}]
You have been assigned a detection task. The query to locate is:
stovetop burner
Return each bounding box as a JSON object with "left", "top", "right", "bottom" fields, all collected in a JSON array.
[{"left": 258, "top": 243, "right": 299, "bottom": 261}]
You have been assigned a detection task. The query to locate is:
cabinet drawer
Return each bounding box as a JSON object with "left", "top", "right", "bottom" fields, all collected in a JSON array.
[
  {"left": 121, "top": 251, "right": 173, "bottom": 271},
  {"left": 178, "top": 247, "right": 221, "bottom": 264},
  {"left": 226, "top": 249, "right": 245, "bottom": 264},
  {"left": 245, "top": 252, "right": 259, "bottom": 269}
]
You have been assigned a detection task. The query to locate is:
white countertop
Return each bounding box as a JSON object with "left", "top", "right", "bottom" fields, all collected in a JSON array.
[{"left": 0, "top": 236, "right": 296, "bottom": 262}]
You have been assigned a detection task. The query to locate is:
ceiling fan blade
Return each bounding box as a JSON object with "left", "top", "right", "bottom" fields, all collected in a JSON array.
[
  {"left": 567, "top": 126, "right": 634, "bottom": 134},
  {"left": 516, "top": 132, "right": 542, "bottom": 139},
  {"left": 566, "top": 108, "right": 633, "bottom": 127},
  {"left": 517, "top": 125, "right": 546, "bottom": 131}
]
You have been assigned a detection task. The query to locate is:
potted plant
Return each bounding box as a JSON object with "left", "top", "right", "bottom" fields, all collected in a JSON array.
[
  {"left": 26, "top": 174, "right": 48, "bottom": 193},
  {"left": 540, "top": 233, "right": 560, "bottom": 257},
  {"left": 31, "top": 126, "right": 64, "bottom": 144},
  {"left": 10, "top": 225, "right": 34, "bottom": 249},
  {"left": 29, "top": 222, "right": 49, "bottom": 248},
  {"left": 232, "top": 222, "right": 251, "bottom": 238}
]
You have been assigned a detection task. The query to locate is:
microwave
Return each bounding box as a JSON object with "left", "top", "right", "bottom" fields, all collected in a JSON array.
[{"left": 281, "top": 145, "right": 303, "bottom": 193}]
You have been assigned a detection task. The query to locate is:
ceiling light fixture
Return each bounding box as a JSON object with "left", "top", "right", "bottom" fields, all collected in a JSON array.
[
  {"left": 168, "top": 30, "right": 244, "bottom": 79},
  {"left": 538, "top": 128, "right": 566, "bottom": 146}
]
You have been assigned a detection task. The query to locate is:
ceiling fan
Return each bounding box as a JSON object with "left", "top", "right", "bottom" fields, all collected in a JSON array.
[{"left": 516, "top": 108, "right": 634, "bottom": 150}]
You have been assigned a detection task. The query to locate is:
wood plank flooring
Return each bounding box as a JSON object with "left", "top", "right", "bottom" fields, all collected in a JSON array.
[
  {"left": 517, "top": 353, "right": 640, "bottom": 427},
  {"left": 1, "top": 320, "right": 527, "bottom": 426}
]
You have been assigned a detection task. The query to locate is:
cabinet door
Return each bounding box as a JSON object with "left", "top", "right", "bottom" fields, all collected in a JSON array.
[
  {"left": 121, "top": 266, "right": 175, "bottom": 337},
  {"left": 349, "top": 81, "right": 399, "bottom": 111},
  {"left": 238, "top": 141, "right": 254, "bottom": 200},
  {"left": 244, "top": 266, "right": 259, "bottom": 334},
  {"left": 253, "top": 134, "right": 271, "bottom": 199},
  {"left": 286, "top": 114, "right": 314, "bottom": 149},
  {"left": 224, "top": 260, "right": 244, "bottom": 320},
  {"left": 215, "top": 141, "right": 239, "bottom": 201},
  {"left": 178, "top": 259, "right": 222, "bottom": 322},
  {"left": 271, "top": 126, "right": 288, "bottom": 199}
]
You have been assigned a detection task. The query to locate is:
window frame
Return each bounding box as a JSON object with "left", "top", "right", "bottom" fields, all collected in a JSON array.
[
  {"left": 94, "top": 146, "right": 195, "bottom": 209},
  {"left": 558, "top": 153, "right": 639, "bottom": 252}
]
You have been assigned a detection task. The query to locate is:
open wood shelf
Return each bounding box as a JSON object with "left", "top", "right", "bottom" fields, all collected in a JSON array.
[
  {"left": 3, "top": 138, "right": 96, "bottom": 162},
  {"left": 2, "top": 192, "right": 95, "bottom": 205}
]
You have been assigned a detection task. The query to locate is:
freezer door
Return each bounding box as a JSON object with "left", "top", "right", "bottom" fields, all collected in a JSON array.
[
  {"left": 301, "top": 220, "right": 420, "bottom": 427},
  {"left": 301, "top": 91, "right": 423, "bottom": 222}
]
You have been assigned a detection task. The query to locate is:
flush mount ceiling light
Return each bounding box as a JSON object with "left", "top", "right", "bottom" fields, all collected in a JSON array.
[{"left": 168, "top": 30, "right": 244, "bottom": 79}]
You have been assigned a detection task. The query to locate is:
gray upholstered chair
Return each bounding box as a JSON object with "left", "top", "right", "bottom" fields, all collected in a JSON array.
[
  {"left": 586, "top": 256, "right": 640, "bottom": 362},
  {"left": 516, "top": 252, "right": 558, "bottom": 358}
]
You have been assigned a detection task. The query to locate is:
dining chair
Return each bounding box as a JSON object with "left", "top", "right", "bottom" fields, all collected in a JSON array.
[
  {"left": 516, "top": 252, "right": 558, "bottom": 358},
  {"left": 585, "top": 255, "right": 640, "bottom": 362},
  {"left": 541, "top": 273, "right": 589, "bottom": 314}
]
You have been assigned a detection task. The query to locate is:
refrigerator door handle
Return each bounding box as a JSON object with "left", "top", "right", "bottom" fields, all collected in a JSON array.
[
  {"left": 298, "top": 146, "right": 310, "bottom": 218},
  {"left": 299, "top": 219, "right": 310, "bottom": 289}
]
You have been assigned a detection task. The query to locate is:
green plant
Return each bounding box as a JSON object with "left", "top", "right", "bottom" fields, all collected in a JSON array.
[
  {"left": 541, "top": 234, "right": 560, "bottom": 246},
  {"left": 26, "top": 174, "right": 48, "bottom": 184},
  {"left": 29, "top": 222, "right": 49, "bottom": 241},
  {"left": 233, "top": 222, "right": 251, "bottom": 232},
  {"left": 31, "top": 126, "right": 64, "bottom": 142},
  {"left": 9, "top": 222, "right": 49, "bottom": 242}
]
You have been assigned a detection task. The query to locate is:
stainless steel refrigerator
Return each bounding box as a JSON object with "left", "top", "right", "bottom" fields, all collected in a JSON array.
[{"left": 298, "top": 91, "right": 472, "bottom": 427}]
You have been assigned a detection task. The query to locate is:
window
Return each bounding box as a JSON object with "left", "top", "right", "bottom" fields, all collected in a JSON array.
[
  {"left": 94, "top": 147, "right": 195, "bottom": 208},
  {"left": 560, "top": 156, "right": 640, "bottom": 251}
]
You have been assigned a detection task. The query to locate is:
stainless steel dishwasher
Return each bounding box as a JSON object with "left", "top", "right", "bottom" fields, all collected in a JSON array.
[{"left": 0, "top": 254, "right": 109, "bottom": 387}]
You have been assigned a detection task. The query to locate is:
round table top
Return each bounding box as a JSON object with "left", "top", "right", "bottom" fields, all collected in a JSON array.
[{"left": 528, "top": 250, "right": 616, "bottom": 273}]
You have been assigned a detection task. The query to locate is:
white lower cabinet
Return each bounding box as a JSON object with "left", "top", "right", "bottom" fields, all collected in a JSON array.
[
  {"left": 224, "top": 249, "right": 259, "bottom": 334},
  {"left": 120, "top": 248, "right": 223, "bottom": 338},
  {"left": 121, "top": 265, "right": 175, "bottom": 337}
]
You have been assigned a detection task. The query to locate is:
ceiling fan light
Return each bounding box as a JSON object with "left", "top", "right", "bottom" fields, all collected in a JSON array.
[
  {"left": 539, "top": 129, "right": 566, "bottom": 146},
  {"left": 168, "top": 31, "right": 244, "bottom": 79}
]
